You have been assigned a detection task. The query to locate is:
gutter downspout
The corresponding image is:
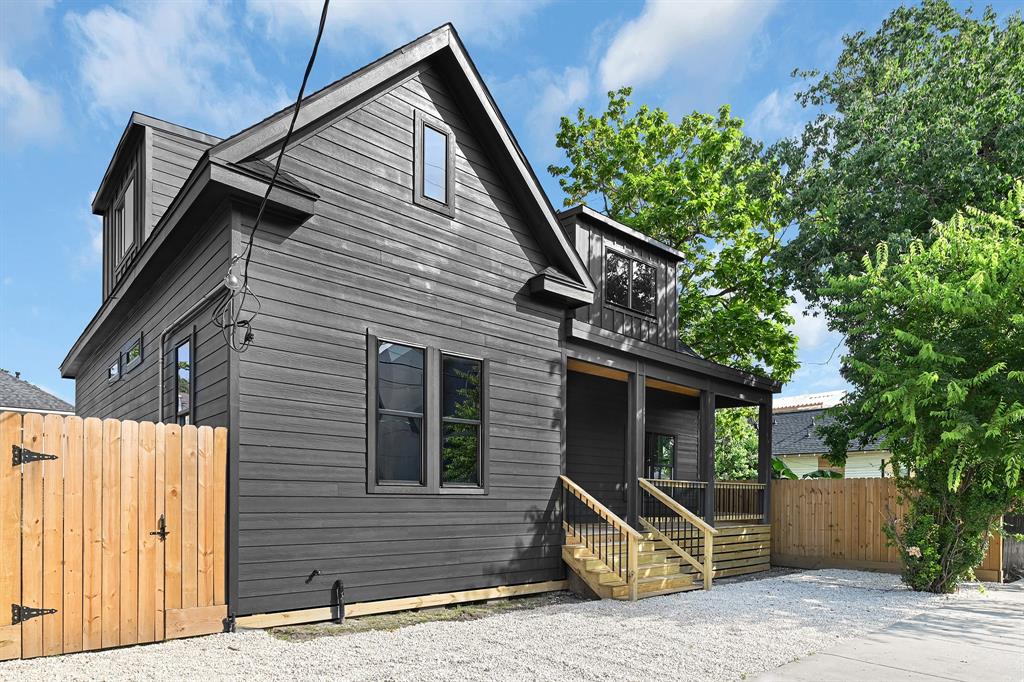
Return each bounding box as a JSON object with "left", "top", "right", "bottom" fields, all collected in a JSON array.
[{"left": 158, "top": 282, "right": 228, "bottom": 422}]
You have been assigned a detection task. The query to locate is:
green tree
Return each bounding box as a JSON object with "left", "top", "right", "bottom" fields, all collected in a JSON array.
[
  {"left": 821, "top": 183, "right": 1024, "bottom": 592},
  {"left": 780, "top": 0, "right": 1023, "bottom": 317},
  {"left": 550, "top": 89, "right": 797, "bottom": 382},
  {"left": 714, "top": 408, "right": 758, "bottom": 480}
]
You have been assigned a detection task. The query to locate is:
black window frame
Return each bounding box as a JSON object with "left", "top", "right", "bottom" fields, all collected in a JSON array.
[
  {"left": 174, "top": 335, "right": 194, "bottom": 426},
  {"left": 372, "top": 337, "right": 427, "bottom": 488},
  {"left": 440, "top": 352, "right": 486, "bottom": 490},
  {"left": 366, "top": 332, "right": 488, "bottom": 496},
  {"left": 644, "top": 432, "right": 677, "bottom": 480},
  {"left": 121, "top": 332, "right": 144, "bottom": 374},
  {"left": 412, "top": 109, "right": 456, "bottom": 217},
  {"left": 107, "top": 358, "right": 120, "bottom": 384},
  {"left": 605, "top": 248, "right": 657, "bottom": 316}
]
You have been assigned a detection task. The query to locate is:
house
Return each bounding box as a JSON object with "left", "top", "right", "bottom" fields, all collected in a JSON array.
[
  {"left": 59, "top": 24, "right": 778, "bottom": 623},
  {"left": 0, "top": 369, "right": 74, "bottom": 415},
  {"left": 773, "top": 392, "right": 890, "bottom": 478}
]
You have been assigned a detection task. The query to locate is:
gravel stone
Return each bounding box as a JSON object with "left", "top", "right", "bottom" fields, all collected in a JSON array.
[{"left": 0, "top": 570, "right": 985, "bottom": 682}]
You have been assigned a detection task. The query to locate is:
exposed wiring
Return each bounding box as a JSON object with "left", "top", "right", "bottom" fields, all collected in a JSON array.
[{"left": 214, "top": 0, "right": 330, "bottom": 352}]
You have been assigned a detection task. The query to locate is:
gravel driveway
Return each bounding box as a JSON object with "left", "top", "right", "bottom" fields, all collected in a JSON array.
[{"left": 0, "top": 570, "right": 985, "bottom": 681}]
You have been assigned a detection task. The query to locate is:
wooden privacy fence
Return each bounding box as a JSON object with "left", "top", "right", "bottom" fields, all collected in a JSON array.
[
  {"left": 770, "top": 478, "right": 1003, "bottom": 581},
  {"left": 0, "top": 412, "right": 228, "bottom": 661}
]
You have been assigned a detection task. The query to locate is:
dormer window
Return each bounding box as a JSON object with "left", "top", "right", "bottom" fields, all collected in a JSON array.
[
  {"left": 606, "top": 250, "right": 656, "bottom": 315},
  {"left": 413, "top": 110, "right": 455, "bottom": 216},
  {"left": 115, "top": 178, "right": 135, "bottom": 261}
]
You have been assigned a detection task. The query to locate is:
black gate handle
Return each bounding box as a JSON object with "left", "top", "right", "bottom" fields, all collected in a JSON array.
[{"left": 150, "top": 514, "right": 169, "bottom": 541}]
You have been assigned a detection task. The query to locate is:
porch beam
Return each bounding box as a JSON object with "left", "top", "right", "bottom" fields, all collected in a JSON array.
[
  {"left": 758, "top": 402, "right": 773, "bottom": 523},
  {"left": 699, "top": 390, "right": 716, "bottom": 526}
]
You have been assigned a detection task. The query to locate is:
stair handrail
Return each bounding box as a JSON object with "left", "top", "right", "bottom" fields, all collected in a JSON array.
[
  {"left": 559, "top": 475, "right": 641, "bottom": 600},
  {"left": 639, "top": 477, "right": 718, "bottom": 590}
]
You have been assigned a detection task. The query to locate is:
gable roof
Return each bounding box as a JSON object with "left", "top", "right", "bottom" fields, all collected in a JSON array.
[
  {"left": 772, "top": 408, "right": 884, "bottom": 456},
  {"left": 0, "top": 370, "right": 74, "bottom": 414},
  {"left": 209, "top": 23, "right": 594, "bottom": 299}
]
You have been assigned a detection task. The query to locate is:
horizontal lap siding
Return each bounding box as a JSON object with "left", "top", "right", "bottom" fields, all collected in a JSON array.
[
  {"left": 74, "top": 214, "right": 230, "bottom": 427},
  {"left": 235, "top": 67, "right": 565, "bottom": 614},
  {"left": 565, "top": 372, "right": 627, "bottom": 517},
  {"left": 645, "top": 389, "right": 699, "bottom": 480},
  {"left": 150, "top": 130, "right": 209, "bottom": 227}
]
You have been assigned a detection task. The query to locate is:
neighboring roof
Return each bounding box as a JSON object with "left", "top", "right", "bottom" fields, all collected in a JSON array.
[
  {"left": 772, "top": 408, "right": 883, "bottom": 456},
  {"left": 774, "top": 390, "right": 847, "bottom": 414},
  {"left": 558, "top": 205, "right": 686, "bottom": 262},
  {"left": 0, "top": 370, "right": 74, "bottom": 414}
]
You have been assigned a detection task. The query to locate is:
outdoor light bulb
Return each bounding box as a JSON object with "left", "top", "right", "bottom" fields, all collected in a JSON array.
[{"left": 224, "top": 264, "right": 243, "bottom": 292}]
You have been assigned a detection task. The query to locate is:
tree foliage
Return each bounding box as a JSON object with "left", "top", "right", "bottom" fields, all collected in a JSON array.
[
  {"left": 781, "top": 0, "right": 1024, "bottom": 316},
  {"left": 821, "top": 183, "right": 1024, "bottom": 592},
  {"left": 714, "top": 408, "right": 758, "bottom": 480},
  {"left": 549, "top": 89, "right": 797, "bottom": 382}
]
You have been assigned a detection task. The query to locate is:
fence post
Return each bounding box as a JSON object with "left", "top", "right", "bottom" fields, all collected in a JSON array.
[
  {"left": 627, "top": 534, "right": 639, "bottom": 601},
  {"left": 758, "top": 402, "right": 772, "bottom": 524}
]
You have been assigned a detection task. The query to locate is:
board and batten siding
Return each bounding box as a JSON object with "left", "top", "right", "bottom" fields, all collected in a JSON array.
[
  {"left": 233, "top": 65, "right": 567, "bottom": 615},
  {"left": 569, "top": 218, "right": 679, "bottom": 349},
  {"left": 75, "top": 208, "right": 231, "bottom": 428}
]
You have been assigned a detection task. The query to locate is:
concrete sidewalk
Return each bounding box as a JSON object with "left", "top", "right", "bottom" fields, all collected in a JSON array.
[{"left": 758, "top": 581, "right": 1024, "bottom": 681}]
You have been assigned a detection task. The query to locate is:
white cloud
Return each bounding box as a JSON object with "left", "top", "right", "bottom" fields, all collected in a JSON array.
[
  {"left": 747, "top": 84, "right": 804, "bottom": 142},
  {"left": 66, "top": 1, "right": 288, "bottom": 136},
  {"left": 599, "top": 0, "right": 778, "bottom": 92},
  {"left": 246, "top": 0, "right": 548, "bottom": 53},
  {"left": 0, "top": 60, "right": 63, "bottom": 148},
  {"left": 786, "top": 290, "right": 830, "bottom": 349}
]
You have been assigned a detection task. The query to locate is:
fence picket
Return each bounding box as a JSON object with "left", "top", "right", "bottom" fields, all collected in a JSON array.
[
  {"left": 82, "top": 418, "right": 103, "bottom": 651},
  {"left": 101, "top": 419, "right": 121, "bottom": 649},
  {"left": 20, "top": 413, "right": 44, "bottom": 659},
  {"left": 62, "top": 416, "right": 84, "bottom": 654},
  {"left": 0, "top": 413, "right": 22, "bottom": 662}
]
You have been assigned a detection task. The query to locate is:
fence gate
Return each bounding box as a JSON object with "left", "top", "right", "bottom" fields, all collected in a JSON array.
[{"left": 0, "top": 412, "right": 227, "bottom": 661}]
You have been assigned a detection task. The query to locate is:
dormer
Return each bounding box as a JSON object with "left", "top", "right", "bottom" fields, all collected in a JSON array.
[
  {"left": 92, "top": 113, "right": 220, "bottom": 300},
  {"left": 559, "top": 205, "right": 685, "bottom": 350}
]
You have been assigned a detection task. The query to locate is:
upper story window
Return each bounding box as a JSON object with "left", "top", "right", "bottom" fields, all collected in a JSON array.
[
  {"left": 108, "top": 358, "right": 120, "bottom": 383},
  {"left": 606, "top": 251, "right": 656, "bottom": 315},
  {"left": 413, "top": 110, "right": 455, "bottom": 216},
  {"left": 115, "top": 178, "right": 135, "bottom": 262}
]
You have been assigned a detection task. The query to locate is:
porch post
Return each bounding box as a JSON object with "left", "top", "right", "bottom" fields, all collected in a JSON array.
[
  {"left": 699, "top": 390, "right": 716, "bottom": 526},
  {"left": 627, "top": 366, "right": 646, "bottom": 526},
  {"left": 758, "top": 401, "right": 773, "bottom": 524}
]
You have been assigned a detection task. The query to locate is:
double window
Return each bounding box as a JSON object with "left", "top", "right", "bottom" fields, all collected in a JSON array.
[
  {"left": 413, "top": 110, "right": 456, "bottom": 216},
  {"left": 605, "top": 251, "right": 656, "bottom": 315},
  {"left": 369, "top": 335, "right": 486, "bottom": 493}
]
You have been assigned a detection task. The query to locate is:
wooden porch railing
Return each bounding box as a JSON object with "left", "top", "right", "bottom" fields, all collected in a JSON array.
[
  {"left": 559, "top": 475, "right": 642, "bottom": 600},
  {"left": 646, "top": 479, "right": 766, "bottom": 522},
  {"left": 638, "top": 478, "right": 718, "bottom": 589}
]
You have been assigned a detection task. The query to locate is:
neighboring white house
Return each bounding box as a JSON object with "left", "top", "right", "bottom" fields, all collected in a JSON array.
[
  {"left": 0, "top": 369, "right": 74, "bottom": 415},
  {"left": 773, "top": 391, "right": 890, "bottom": 478}
]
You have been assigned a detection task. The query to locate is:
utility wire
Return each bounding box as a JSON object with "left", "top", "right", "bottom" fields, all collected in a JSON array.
[{"left": 215, "top": 0, "right": 331, "bottom": 352}]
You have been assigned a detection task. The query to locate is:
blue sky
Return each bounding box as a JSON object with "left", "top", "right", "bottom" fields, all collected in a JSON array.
[{"left": 1, "top": 0, "right": 1017, "bottom": 405}]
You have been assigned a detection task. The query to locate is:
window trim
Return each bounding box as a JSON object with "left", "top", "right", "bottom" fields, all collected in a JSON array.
[
  {"left": 439, "top": 351, "right": 488, "bottom": 493},
  {"left": 605, "top": 247, "right": 658, "bottom": 317},
  {"left": 366, "top": 332, "right": 489, "bottom": 496},
  {"left": 114, "top": 176, "right": 136, "bottom": 267},
  {"left": 412, "top": 109, "right": 456, "bottom": 217},
  {"left": 107, "top": 358, "right": 120, "bottom": 384},
  {"left": 121, "top": 332, "right": 144, "bottom": 374}
]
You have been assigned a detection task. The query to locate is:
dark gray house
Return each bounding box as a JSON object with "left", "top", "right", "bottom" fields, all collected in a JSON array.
[{"left": 61, "top": 25, "right": 778, "bottom": 621}]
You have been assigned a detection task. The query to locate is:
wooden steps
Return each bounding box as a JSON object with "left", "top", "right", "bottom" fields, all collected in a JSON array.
[{"left": 562, "top": 535, "right": 698, "bottom": 600}]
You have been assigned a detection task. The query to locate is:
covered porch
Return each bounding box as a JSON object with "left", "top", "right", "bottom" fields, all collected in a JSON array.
[{"left": 559, "top": 353, "right": 775, "bottom": 598}]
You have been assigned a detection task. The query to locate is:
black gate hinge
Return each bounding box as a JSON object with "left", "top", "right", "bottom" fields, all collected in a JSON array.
[
  {"left": 12, "top": 445, "right": 58, "bottom": 466},
  {"left": 12, "top": 604, "right": 57, "bottom": 624}
]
